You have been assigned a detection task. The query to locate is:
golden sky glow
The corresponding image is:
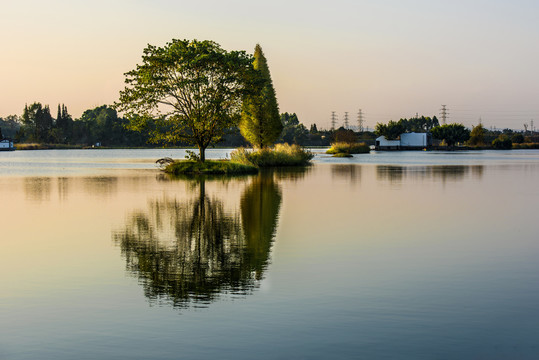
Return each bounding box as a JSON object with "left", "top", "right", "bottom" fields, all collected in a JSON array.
[{"left": 1, "top": 0, "right": 538, "bottom": 130}]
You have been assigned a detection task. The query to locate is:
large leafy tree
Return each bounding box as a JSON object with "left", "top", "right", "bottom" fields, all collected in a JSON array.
[
  {"left": 116, "top": 39, "right": 253, "bottom": 162},
  {"left": 431, "top": 123, "right": 470, "bottom": 147},
  {"left": 375, "top": 120, "right": 405, "bottom": 140},
  {"left": 240, "top": 44, "right": 282, "bottom": 148}
]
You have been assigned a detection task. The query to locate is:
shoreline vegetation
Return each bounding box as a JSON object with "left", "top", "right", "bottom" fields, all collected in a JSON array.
[
  {"left": 326, "top": 142, "right": 370, "bottom": 157},
  {"left": 164, "top": 160, "right": 258, "bottom": 175},
  {"left": 164, "top": 144, "right": 314, "bottom": 175},
  {"left": 230, "top": 144, "right": 313, "bottom": 167},
  {"left": 11, "top": 142, "right": 539, "bottom": 152}
]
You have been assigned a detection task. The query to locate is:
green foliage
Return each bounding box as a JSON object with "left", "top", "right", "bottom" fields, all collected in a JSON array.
[
  {"left": 332, "top": 152, "right": 353, "bottom": 157},
  {"left": 468, "top": 123, "right": 485, "bottom": 146},
  {"left": 375, "top": 116, "right": 439, "bottom": 140},
  {"left": 54, "top": 104, "right": 73, "bottom": 143},
  {"left": 512, "top": 142, "right": 539, "bottom": 149},
  {"left": 492, "top": 134, "right": 513, "bottom": 149},
  {"left": 326, "top": 142, "right": 370, "bottom": 155},
  {"left": 511, "top": 133, "right": 524, "bottom": 144},
  {"left": 240, "top": 44, "right": 283, "bottom": 148},
  {"left": 333, "top": 128, "right": 356, "bottom": 143},
  {"left": 0, "top": 115, "right": 20, "bottom": 139},
  {"left": 278, "top": 113, "right": 309, "bottom": 144},
  {"left": 184, "top": 150, "right": 201, "bottom": 162},
  {"left": 21, "top": 103, "right": 54, "bottom": 143},
  {"left": 230, "top": 143, "right": 314, "bottom": 167},
  {"left": 398, "top": 116, "right": 439, "bottom": 132},
  {"left": 116, "top": 39, "right": 254, "bottom": 162},
  {"left": 165, "top": 160, "right": 258, "bottom": 175},
  {"left": 375, "top": 120, "right": 404, "bottom": 140},
  {"left": 431, "top": 123, "right": 470, "bottom": 147}
]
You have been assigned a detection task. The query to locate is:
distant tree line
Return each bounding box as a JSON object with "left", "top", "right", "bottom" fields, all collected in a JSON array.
[
  {"left": 2, "top": 102, "right": 379, "bottom": 148},
  {"left": 2, "top": 103, "right": 151, "bottom": 146},
  {"left": 375, "top": 116, "right": 440, "bottom": 140},
  {"left": 373, "top": 116, "right": 539, "bottom": 149}
]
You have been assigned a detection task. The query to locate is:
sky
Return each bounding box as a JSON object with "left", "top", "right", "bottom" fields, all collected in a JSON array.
[{"left": 1, "top": 0, "right": 538, "bottom": 130}]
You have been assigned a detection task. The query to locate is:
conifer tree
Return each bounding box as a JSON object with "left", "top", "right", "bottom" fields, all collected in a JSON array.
[{"left": 240, "top": 44, "right": 282, "bottom": 148}]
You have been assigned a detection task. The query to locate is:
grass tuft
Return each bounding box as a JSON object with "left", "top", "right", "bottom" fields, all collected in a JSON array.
[
  {"left": 326, "top": 142, "right": 370, "bottom": 155},
  {"left": 230, "top": 143, "right": 314, "bottom": 167}
]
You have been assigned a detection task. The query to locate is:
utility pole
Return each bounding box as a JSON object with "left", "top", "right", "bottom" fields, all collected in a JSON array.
[
  {"left": 357, "top": 109, "right": 364, "bottom": 132},
  {"left": 440, "top": 105, "right": 448, "bottom": 125},
  {"left": 343, "top": 112, "right": 349, "bottom": 129},
  {"left": 331, "top": 111, "right": 337, "bottom": 130},
  {"left": 531, "top": 120, "right": 535, "bottom": 133}
]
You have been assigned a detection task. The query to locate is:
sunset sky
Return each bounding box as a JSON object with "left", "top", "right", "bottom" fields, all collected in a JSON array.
[{"left": 2, "top": 0, "right": 538, "bottom": 130}]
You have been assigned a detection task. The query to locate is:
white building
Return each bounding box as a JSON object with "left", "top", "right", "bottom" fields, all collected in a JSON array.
[
  {"left": 375, "top": 136, "right": 401, "bottom": 150},
  {"left": 375, "top": 132, "right": 431, "bottom": 150},
  {"left": 0, "top": 139, "right": 14, "bottom": 151}
]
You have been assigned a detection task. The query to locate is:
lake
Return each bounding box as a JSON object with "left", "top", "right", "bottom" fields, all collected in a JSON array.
[{"left": 1, "top": 149, "right": 539, "bottom": 359}]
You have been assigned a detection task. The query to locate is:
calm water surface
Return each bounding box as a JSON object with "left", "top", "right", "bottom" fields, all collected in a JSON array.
[{"left": 1, "top": 149, "right": 538, "bottom": 359}]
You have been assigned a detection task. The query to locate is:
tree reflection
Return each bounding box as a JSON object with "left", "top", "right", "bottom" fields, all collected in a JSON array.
[
  {"left": 24, "top": 177, "right": 52, "bottom": 202},
  {"left": 114, "top": 173, "right": 281, "bottom": 309},
  {"left": 376, "top": 165, "right": 405, "bottom": 183},
  {"left": 240, "top": 173, "right": 282, "bottom": 280},
  {"left": 331, "top": 164, "right": 361, "bottom": 184}
]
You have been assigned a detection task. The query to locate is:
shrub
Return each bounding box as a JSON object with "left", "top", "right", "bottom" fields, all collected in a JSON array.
[
  {"left": 511, "top": 133, "right": 524, "bottom": 144},
  {"left": 492, "top": 135, "right": 513, "bottom": 150},
  {"left": 230, "top": 143, "right": 313, "bottom": 167},
  {"left": 165, "top": 160, "right": 258, "bottom": 175},
  {"left": 326, "top": 142, "right": 370, "bottom": 155},
  {"left": 512, "top": 142, "right": 539, "bottom": 149}
]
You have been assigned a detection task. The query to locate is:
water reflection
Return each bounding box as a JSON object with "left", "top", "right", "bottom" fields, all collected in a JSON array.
[
  {"left": 57, "top": 177, "right": 70, "bottom": 201},
  {"left": 376, "top": 165, "right": 484, "bottom": 183},
  {"left": 24, "top": 177, "right": 52, "bottom": 202},
  {"left": 114, "top": 173, "right": 282, "bottom": 308},
  {"left": 331, "top": 164, "right": 361, "bottom": 184},
  {"left": 272, "top": 166, "right": 312, "bottom": 182},
  {"left": 82, "top": 176, "right": 118, "bottom": 198}
]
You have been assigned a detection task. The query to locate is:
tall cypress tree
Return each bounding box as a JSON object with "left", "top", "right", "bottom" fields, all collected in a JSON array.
[{"left": 240, "top": 44, "right": 282, "bottom": 148}]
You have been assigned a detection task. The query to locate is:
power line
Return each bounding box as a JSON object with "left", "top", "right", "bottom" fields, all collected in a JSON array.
[
  {"left": 343, "top": 112, "right": 349, "bottom": 129},
  {"left": 331, "top": 111, "right": 337, "bottom": 130}
]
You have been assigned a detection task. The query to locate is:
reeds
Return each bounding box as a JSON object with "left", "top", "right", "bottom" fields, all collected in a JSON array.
[
  {"left": 326, "top": 142, "right": 370, "bottom": 155},
  {"left": 230, "top": 143, "right": 314, "bottom": 167}
]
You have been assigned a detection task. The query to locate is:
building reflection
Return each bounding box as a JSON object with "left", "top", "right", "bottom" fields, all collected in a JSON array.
[
  {"left": 114, "top": 172, "right": 282, "bottom": 309},
  {"left": 376, "top": 165, "right": 484, "bottom": 183}
]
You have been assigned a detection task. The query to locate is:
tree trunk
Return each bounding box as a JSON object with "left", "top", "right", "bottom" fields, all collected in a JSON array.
[{"left": 198, "top": 145, "right": 206, "bottom": 162}]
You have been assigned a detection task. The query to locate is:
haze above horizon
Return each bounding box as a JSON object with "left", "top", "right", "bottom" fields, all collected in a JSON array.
[{"left": 1, "top": 0, "right": 538, "bottom": 130}]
